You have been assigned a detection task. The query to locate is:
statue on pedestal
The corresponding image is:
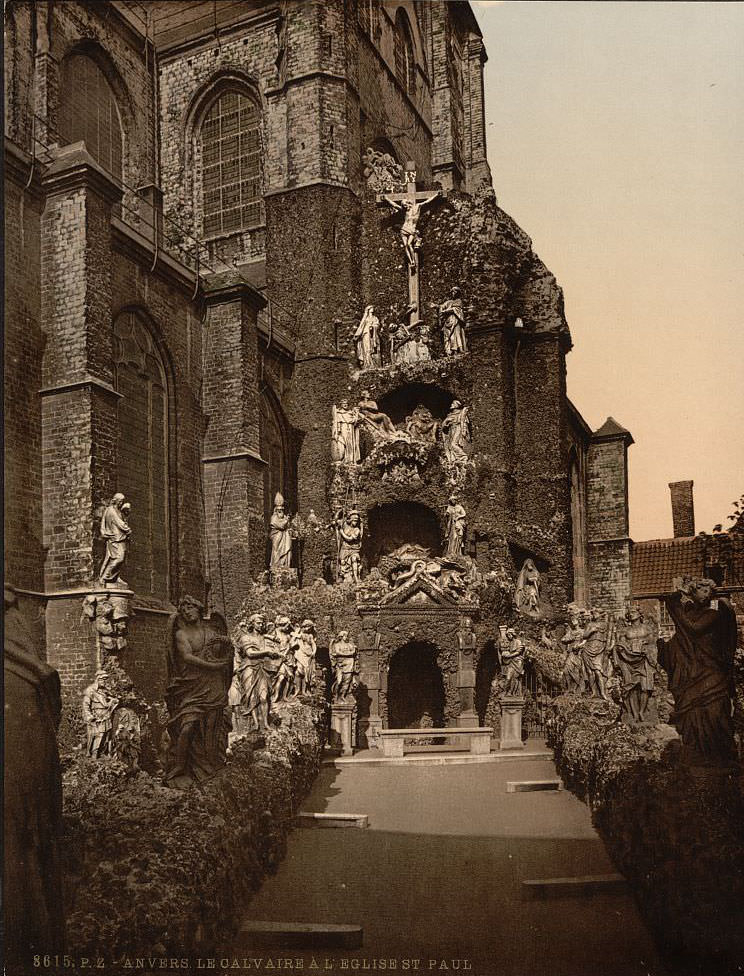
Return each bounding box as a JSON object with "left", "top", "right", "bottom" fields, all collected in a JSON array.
[
  {"left": 499, "top": 627, "right": 526, "bottom": 697},
  {"left": 444, "top": 496, "right": 467, "bottom": 557},
  {"left": 165, "top": 596, "right": 234, "bottom": 787},
  {"left": 579, "top": 608, "right": 613, "bottom": 702},
  {"left": 269, "top": 492, "right": 293, "bottom": 569},
  {"left": 232, "top": 612, "right": 283, "bottom": 733},
  {"left": 330, "top": 631, "right": 359, "bottom": 702},
  {"left": 658, "top": 578, "right": 738, "bottom": 763},
  {"left": 331, "top": 399, "right": 361, "bottom": 464},
  {"left": 334, "top": 508, "right": 364, "bottom": 583},
  {"left": 614, "top": 606, "right": 657, "bottom": 723},
  {"left": 98, "top": 493, "right": 131, "bottom": 586},
  {"left": 439, "top": 286, "right": 468, "bottom": 355},
  {"left": 354, "top": 305, "right": 381, "bottom": 370},
  {"left": 292, "top": 619, "right": 318, "bottom": 696},
  {"left": 441, "top": 401, "right": 472, "bottom": 465},
  {"left": 514, "top": 558, "right": 541, "bottom": 615}
]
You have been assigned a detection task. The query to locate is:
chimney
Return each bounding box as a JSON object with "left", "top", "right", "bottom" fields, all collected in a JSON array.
[{"left": 669, "top": 481, "right": 695, "bottom": 538}]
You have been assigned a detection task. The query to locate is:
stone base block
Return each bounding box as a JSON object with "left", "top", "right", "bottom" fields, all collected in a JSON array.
[
  {"left": 330, "top": 701, "right": 357, "bottom": 755},
  {"left": 499, "top": 694, "right": 526, "bottom": 751}
]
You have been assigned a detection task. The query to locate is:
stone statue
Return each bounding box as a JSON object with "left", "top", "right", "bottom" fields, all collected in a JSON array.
[
  {"left": 81, "top": 669, "right": 120, "bottom": 757},
  {"left": 614, "top": 606, "right": 657, "bottom": 723},
  {"left": 657, "top": 578, "right": 738, "bottom": 764},
  {"left": 578, "top": 608, "right": 613, "bottom": 701},
  {"left": 165, "top": 596, "right": 234, "bottom": 787},
  {"left": 362, "top": 147, "right": 405, "bottom": 193},
  {"left": 514, "top": 558, "right": 541, "bottom": 615},
  {"left": 354, "top": 305, "right": 381, "bottom": 369},
  {"left": 444, "top": 496, "right": 467, "bottom": 557},
  {"left": 269, "top": 492, "right": 293, "bottom": 569},
  {"left": 4, "top": 585, "right": 64, "bottom": 968},
  {"left": 358, "top": 390, "right": 398, "bottom": 441},
  {"left": 272, "top": 614, "right": 297, "bottom": 702},
  {"left": 291, "top": 619, "right": 318, "bottom": 696},
  {"left": 232, "top": 613, "right": 272, "bottom": 732},
  {"left": 439, "top": 286, "right": 468, "bottom": 355},
  {"left": 415, "top": 320, "right": 432, "bottom": 362},
  {"left": 380, "top": 190, "right": 439, "bottom": 269},
  {"left": 330, "top": 631, "right": 359, "bottom": 702},
  {"left": 499, "top": 627, "right": 526, "bottom": 696},
  {"left": 334, "top": 508, "right": 364, "bottom": 582},
  {"left": 405, "top": 405, "right": 440, "bottom": 443},
  {"left": 98, "top": 492, "right": 131, "bottom": 585},
  {"left": 331, "top": 399, "right": 361, "bottom": 464},
  {"left": 389, "top": 303, "right": 421, "bottom": 364},
  {"left": 441, "top": 400, "right": 472, "bottom": 465},
  {"left": 559, "top": 609, "right": 586, "bottom": 693}
]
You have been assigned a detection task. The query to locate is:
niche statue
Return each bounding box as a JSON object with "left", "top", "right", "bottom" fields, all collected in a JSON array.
[{"left": 98, "top": 493, "right": 132, "bottom": 586}]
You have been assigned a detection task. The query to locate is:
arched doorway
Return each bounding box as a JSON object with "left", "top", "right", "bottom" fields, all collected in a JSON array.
[{"left": 387, "top": 642, "right": 445, "bottom": 729}]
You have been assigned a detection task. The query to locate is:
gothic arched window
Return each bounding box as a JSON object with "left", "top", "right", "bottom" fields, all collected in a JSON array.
[
  {"left": 58, "top": 53, "right": 123, "bottom": 180},
  {"left": 394, "top": 9, "right": 416, "bottom": 97},
  {"left": 199, "top": 89, "right": 262, "bottom": 237},
  {"left": 260, "top": 393, "right": 288, "bottom": 524},
  {"left": 113, "top": 312, "right": 170, "bottom": 599}
]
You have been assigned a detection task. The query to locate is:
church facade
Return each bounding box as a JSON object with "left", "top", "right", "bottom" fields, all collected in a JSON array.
[{"left": 4, "top": 0, "right": 633, "bottom": 714}]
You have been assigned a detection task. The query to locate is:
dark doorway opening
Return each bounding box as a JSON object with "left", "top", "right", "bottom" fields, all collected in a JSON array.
[
  {"left": 366, "top": 501, "right": 441, "bottom": 568},
  {"left": 387, "top": 642, "right": 445, "bottom": 729}
]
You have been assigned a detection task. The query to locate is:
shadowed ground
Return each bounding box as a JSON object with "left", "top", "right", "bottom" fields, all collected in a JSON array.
[{"left": 239, "top": 750, "right": 667, "bottom": 976}]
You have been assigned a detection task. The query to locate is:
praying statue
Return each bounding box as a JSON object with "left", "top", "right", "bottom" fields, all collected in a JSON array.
[
  {"left": 98, "top": 492, "right": 132, "bottom": 585},
  {"left": 444, "top": 496, "right": 467, "bottom": 557},
  {"left": 439, "top": 286, "right": 468, "bottom": 355},
  {"left": 514, "top": 558, "right": 541, "bottom": 615},
  {"left": 441, "top": 401, "right": 472, "bottom": 465},
  {"left": 165, "top": 596, "right": 234, "bottom": 788},
  {"left": 331, "top": 399, "right": 361, "bottom": 464},
  {"left": 657, "top": 577, "right": 738, "bottom": 764},
  {"left": 269, "top": 492, "right": 293, "bottom": 569},
  {"left": 354, "top": 305, "right": 381, "bottom": 370},
  {"left": 330, "top": 631, "right": 359, "bottom": 702},
  {"left": 334, "top": 508, "right": 364, "bottom": 582}
]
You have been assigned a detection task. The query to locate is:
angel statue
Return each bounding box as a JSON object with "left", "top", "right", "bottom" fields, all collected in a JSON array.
[{"left": 331, "top": 399, "right": 361, "bottom": 464}]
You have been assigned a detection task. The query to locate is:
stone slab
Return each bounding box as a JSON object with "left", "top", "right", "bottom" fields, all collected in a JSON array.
[
  {"left": 238, "top": 921, "right": 363, "bottom": 949},
  {"left": 522, "top": 874, "right": 628, "bottom": 899},
  {"left": 323, "top": 749, "right": 553, "bottom": 768},
  {"left": 295, "top": 812, "right": 369, "bottom": 828},
  {"left": 506, "top": 779, "right": 562, "bottom": 793}
]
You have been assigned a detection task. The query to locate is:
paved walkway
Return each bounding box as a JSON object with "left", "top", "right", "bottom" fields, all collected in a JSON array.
[{"left": 242, "top": 748, "right": 667, "bottom": 976}]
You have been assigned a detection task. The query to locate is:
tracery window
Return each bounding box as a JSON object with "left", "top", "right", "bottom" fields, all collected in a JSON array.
[
  {"left": 200, "top": 89, "right": 262, "bottom": 236},
  {"left": 113, "top": 312, "right": 170, "bottom": 599},
  {"left": 394, "top": 9, "right": 416, "bottom": 97},
  {"left": 58, "top": 53, "right": 123, "bottom": 180}
]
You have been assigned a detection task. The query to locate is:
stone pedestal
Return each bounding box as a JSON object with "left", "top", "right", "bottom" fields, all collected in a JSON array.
[
  {"left": 457, "top": 710, "right": 479, "bottom": 728},
  {"left": 330, "top": 701, "right": 357, "bottom": 755},
  {"left": 499, "top": 695, "right": 526, "bottom": 751},
  {"left": 358, "top": 714, "right": 382, "bottom": 750}
]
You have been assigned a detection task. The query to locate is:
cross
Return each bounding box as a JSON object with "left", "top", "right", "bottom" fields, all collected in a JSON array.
[{"left": 377, "top": 164, "right": 440, "bottom": 323}]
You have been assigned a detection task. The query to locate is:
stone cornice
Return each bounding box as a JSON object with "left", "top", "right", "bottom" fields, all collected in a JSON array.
[
  {"left": 202, "top": 272, "right": 267, "bottom": 312},
  {"left": 39, "top": 376, "right": 122, "bottom": 400},
  {"left": 41, "top": 142, "right": 123, "bottom": 205},
  {"left": 111, "top": 217, "right": 200, "bottom": 298},
  {"left": 201, "top": 449, "right": 267, "bottom": 466},
  {"left": 4, "top": 138, "right": 43, "bottom": 192}
]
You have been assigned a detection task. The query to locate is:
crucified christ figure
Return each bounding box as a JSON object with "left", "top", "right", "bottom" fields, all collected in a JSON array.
[{"left": 381, "top": 192, "right": 440, "bottom": 270}]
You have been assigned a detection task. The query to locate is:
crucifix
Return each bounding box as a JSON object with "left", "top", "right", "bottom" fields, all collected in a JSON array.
[{"left": 377, "top": 164, "right": 440, "bottom": 324}]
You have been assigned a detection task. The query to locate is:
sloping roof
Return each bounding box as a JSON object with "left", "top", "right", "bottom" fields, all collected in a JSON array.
[
  {"left": 593, "top": 416, "right": 634, "bottom": 443},
  {"left": 631, "top": 537, "right": 706, "bottom": 598}
]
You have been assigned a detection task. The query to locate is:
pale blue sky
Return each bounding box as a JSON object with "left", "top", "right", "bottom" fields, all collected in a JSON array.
[{"left": 473, "top": 0, "right": 744, "bottom": 539}]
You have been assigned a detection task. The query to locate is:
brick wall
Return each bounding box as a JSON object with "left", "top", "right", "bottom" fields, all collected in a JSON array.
[{"left": 587, "top": 431, "right": 633, "bottom": 609}]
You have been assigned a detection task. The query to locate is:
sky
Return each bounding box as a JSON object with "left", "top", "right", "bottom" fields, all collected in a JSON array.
[{"left": 472, "top": 0, "right": 744, "bottom": 540}]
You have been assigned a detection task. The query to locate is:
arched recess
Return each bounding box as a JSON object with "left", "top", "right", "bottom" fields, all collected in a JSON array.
[
  {"left": 260, "top": 389, "right": 291, "bottom": 524},
  {"left": 569, "top": 447, "right": 588, "bottom": 605},
  {"left": 387, "top": 641, "right": 445, "bottom": 728},
  {"left": 186, "top": 72, "right": 264, "bottom": 239},
  {"left": 377, "top": 382, "right": 455, "bottom": 427},
  {"left": 112, "top": 310, "right": 174, "bottom": 600},
  {"left": 365, "top": 501, "right": 441, "bottom": 568},
  {"left": 393, "top": 8, "right": 416, "bottom": 97},
  {"left": 370, "top": 136, "right": 399, "bottom": 163},
  {"left": 57, "top": 42, "right": 131, "bottom": 182}
]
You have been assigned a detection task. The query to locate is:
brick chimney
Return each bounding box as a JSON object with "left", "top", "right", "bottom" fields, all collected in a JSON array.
[{"left": 669, "top": 481, "right": 695, "bottom": 537}]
